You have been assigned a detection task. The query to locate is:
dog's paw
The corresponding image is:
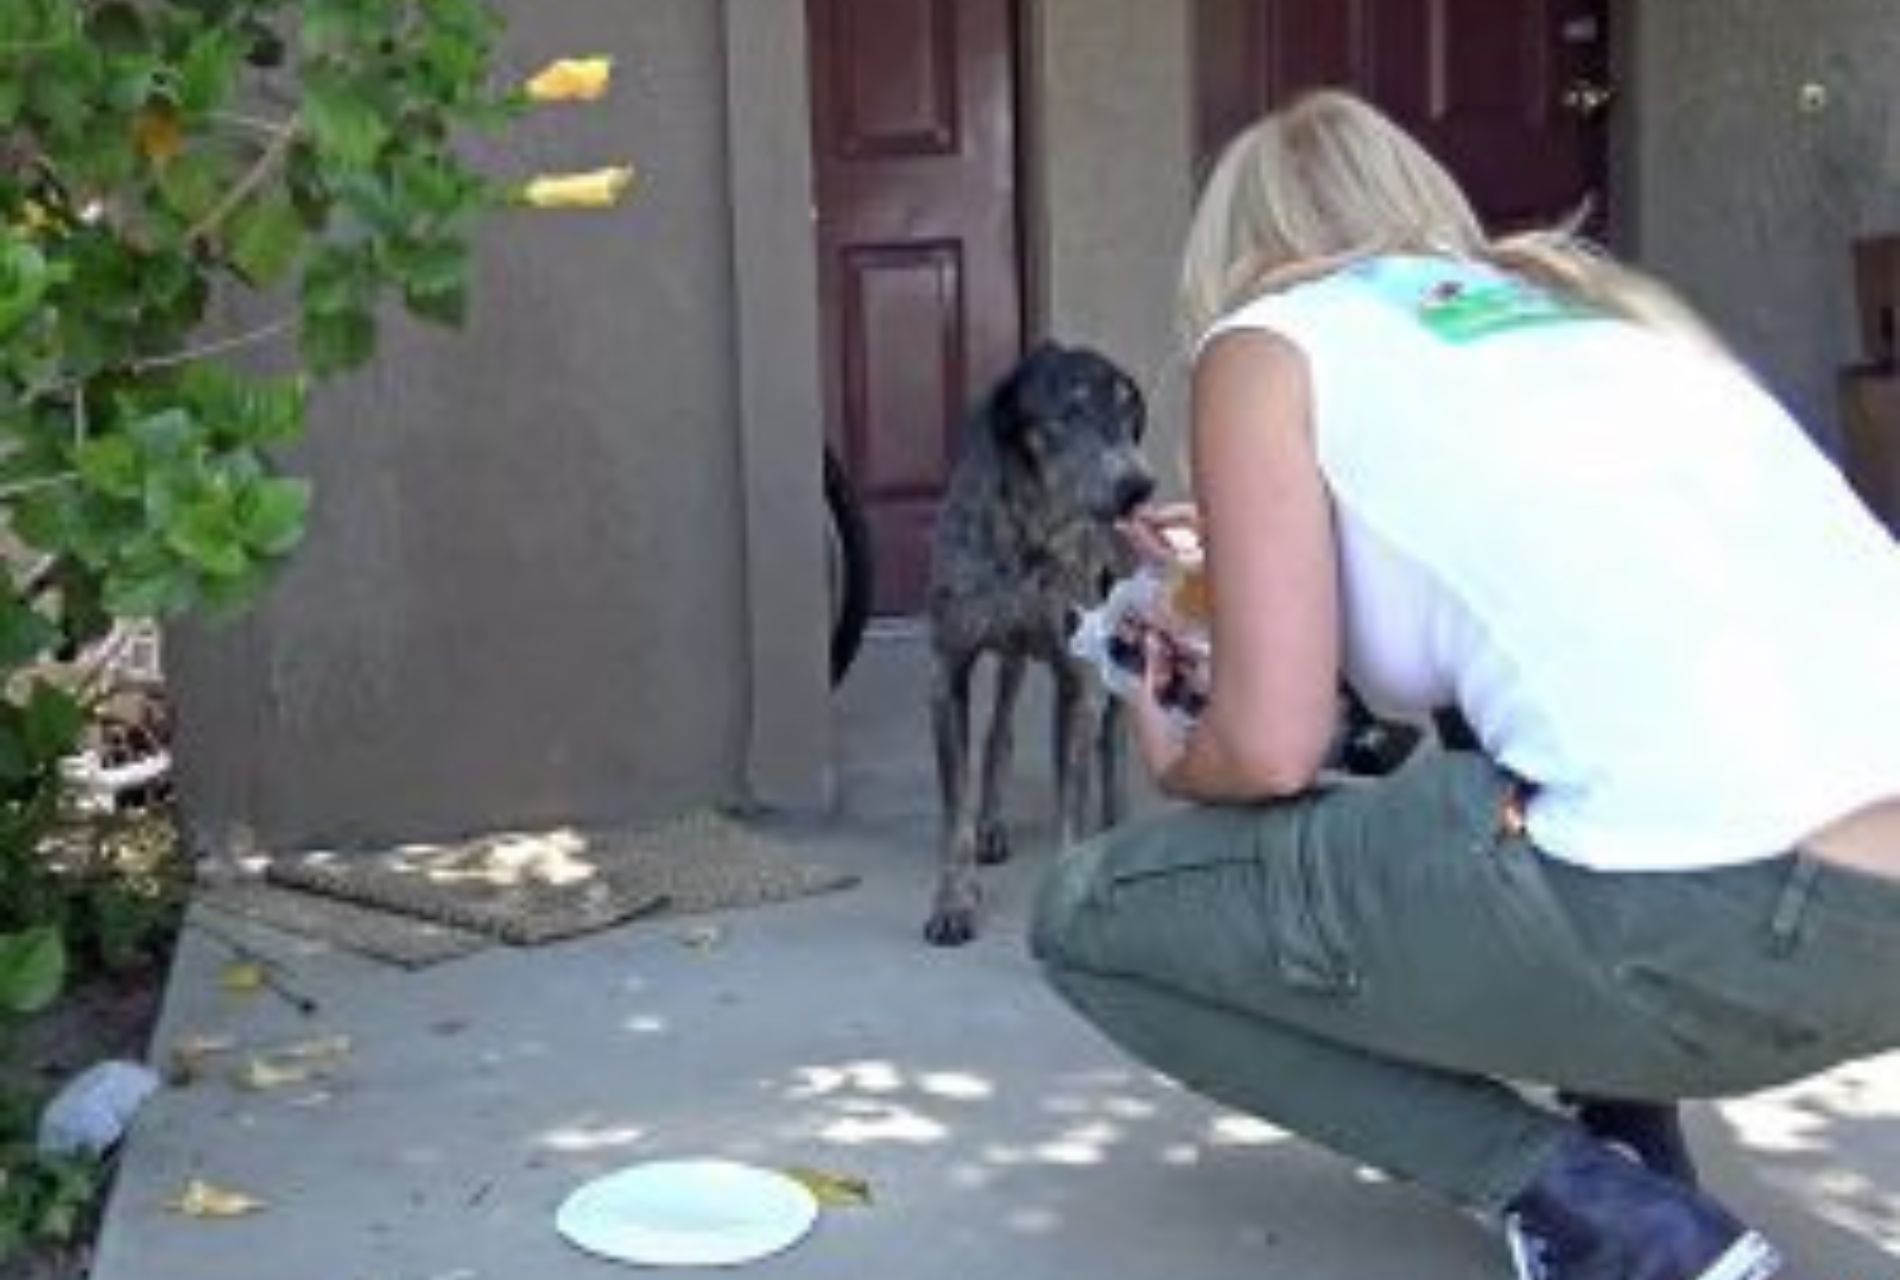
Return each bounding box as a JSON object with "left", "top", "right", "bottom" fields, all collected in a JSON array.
[
  {"left": 924, "top": 882, "right": 983, "bottom": 947},
  {"left": 976, "top": 820, "right": 1011, "bottom": 865}
]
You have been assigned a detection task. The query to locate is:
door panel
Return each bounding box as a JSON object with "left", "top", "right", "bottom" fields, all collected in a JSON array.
[
  {"left": 811, "top": 0, "right": 1023, "bottom": 615},
  {"left": 1196, "top": 0, "right": 1610, "bottom": 231}
]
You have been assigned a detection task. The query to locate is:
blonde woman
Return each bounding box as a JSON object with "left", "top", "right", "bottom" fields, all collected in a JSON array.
[{"left": 1031, "top": 90, "right": 1900, "bottom": 1280}]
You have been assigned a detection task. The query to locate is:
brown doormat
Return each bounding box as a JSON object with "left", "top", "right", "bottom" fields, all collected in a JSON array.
[
  {"left": 261, "top": 810, "right": 860, "bottom": 947},
  {"left": 196, "top": 880, "right": 493, "bottom": 969}
]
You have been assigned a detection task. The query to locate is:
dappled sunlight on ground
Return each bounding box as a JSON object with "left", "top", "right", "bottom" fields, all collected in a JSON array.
[
  {"left": 1715, "top": 1053, "right": 1900, "bottom": 1254},
  {"left": 534, "top": 1120, "right": 648, "bottom": 1155}
]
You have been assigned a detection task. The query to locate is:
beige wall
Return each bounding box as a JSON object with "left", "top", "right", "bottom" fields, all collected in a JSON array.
[
  {"left": 1624, "top": 0, "right": 1900, "bottom": 442},
  {"left": 1028, "top": 0, "right": 1197, "bottom": 496},
  {"left": 171, "top": 0, "right": 833, "bottom": 851}
]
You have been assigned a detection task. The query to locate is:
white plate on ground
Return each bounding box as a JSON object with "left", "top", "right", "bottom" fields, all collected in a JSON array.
[{"left": 555, "top": 1159, "right": 820, "bottom": 1267}]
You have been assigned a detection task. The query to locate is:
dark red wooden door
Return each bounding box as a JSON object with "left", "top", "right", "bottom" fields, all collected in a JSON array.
[
  {"left": 809, "top": 0, "right": 1024, "bottom": 615},
  {"left": 1196, "top": 0, "right": 1613, "bottom": 231}
]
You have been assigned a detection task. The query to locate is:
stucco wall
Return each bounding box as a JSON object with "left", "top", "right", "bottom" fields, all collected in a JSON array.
[
  {"left": 1626, "top": 1, "right": 1900, "bottom": 444},
  {"left": 1029, "top": 0, "right": 1197, "bottom": 496},
  {"left": 171, "top": 1, "right": 769, "bottom": 851}
]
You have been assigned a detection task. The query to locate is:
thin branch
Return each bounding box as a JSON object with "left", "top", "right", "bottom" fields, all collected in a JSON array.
[
  {"left": 208, "top": 110, "right": 299, "bottom": 140},
  {"left": 186, "top": 120, "right": 300, "bottom": 245},
  {"left": 128, "top": 315, "right": 296, "bottom": 374},
  {"left": 71, "top": 382, "right": 88, "bottom": 448},
  {"left": 0, "top": 472, "right": 78, "bottom": 501},
  {"left": 24, "top": 316, "right": 297, "bottom": 407}
]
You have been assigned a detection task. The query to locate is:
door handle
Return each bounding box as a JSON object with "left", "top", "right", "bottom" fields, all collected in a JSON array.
[{"left": 1561, "top": 79, "right": 1617, "bottom": 120}]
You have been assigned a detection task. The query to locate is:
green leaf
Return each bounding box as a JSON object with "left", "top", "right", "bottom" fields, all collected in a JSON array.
[
  {"left": 127, "top": 407, "right": 196, "bottom": 457},
  {"left": 75, "top": 435, "right": 142, "bottom": 499},
  {"left": 300, "top": 241, "right": 376, "bottom": 314},
  {"left": 0, "top": 925, "right": 66, "bottom": 1015},
  {"left": 86, "top": 3, "right": 147, "bottom": 56},
  {"left": 101, "top": 564, "right": 191, "bottom": 617},
  {"left": 0, "top": 238, "right": 52, "bottom": 341},
  {"left": 301, "top": 0, "right": 383, "bottom": 54},
  {"left": 0, "top": 592, "right": 57, "bottom": 669},
  {"left": 300, "top": 304, "right": 376, "bottom": 375},
  {"left": 226, "top": 193, "right": 305, "bottom": 287},
  {"left": 154, "top": 145, "right": 242, "bottom": 224},
  {"left": 165, "top": 495, "right": 248, "bottom": 577},
  {"left": 177, "top": 26, "right": 244, "bottom": 116},
  {"left": 304, "top": 69, "right": 391, "bottom": 168},
  {"left": 234, "top": 476, "right": 310, "bottom": 556},
  {"left": 20, "top": 682, "right": 82, "bottom": 760},
  {"left": 392, "top": 236, "right": 467, "bottom": 296},
  {"left": 404, "top": 280, "right": 467, "bottom": 328}
]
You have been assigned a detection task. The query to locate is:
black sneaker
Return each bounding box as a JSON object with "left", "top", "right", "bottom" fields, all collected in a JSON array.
[
  {"left": 1504, "top": 1132, "right": 1781, "bottom": 1280},
  {"left": 1561, "top": 1093, "right": 1701, "bottom": 1188}
]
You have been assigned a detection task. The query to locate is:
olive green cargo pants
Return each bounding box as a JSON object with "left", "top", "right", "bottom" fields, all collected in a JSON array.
[{"left": 1030, "top": 750, "right": 1900, "bottom": 1212}]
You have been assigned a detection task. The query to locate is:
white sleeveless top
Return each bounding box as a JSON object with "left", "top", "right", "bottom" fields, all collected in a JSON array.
[{"left": 1202, "top": 255, "right": 1900, "bottom": 872}]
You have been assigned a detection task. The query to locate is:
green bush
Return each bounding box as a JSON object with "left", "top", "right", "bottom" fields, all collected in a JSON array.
[{"left": 1, "top": 0, "right": 629, "bottom": 1258}]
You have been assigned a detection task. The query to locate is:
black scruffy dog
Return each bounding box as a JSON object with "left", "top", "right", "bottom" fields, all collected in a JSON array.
[{"left": 924, "top": 342, "right": 1154, "bottom": 946}]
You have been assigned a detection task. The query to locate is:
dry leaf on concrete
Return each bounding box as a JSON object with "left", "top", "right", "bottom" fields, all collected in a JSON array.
[
  {"left": 782, "top": 1165, "right": 874, "bottom": 1208},
  {"left": 167, "top": 1178, "right": 266, "bottom": 1218},
  {"left": 167, "top": 1032, "right": 239, "bottom": 1084},
  {"left": 678, "top": 924, "right": 727, "bottom": 953},
  {"left": 219, "top": 961, "right": 266, "bottom": 994},
  {"left": 232, "top": 1057, "right": 314, "bottom": 1091}
]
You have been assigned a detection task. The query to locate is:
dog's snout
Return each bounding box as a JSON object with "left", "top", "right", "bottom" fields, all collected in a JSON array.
[{"left": 1115, "top": 473, "right": 1156, "bottom": 517}]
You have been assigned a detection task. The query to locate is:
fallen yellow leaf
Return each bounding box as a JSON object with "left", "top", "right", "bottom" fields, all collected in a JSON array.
[
  {"left": 168, "top": 1033, "right": 240, "bottom": 1084},
  {"left": 782, "top": 1165, "right": 873, "bottom": 1208},
  {"left": 232, "top": 1057, "right": 314, "bottom": 1091},
  {"left": 220, "top": 961, "right": 266, "bottom": 994},
  {"left": 273, "top": 1033, "right": 353, "bottom": 1062},
  {"left": 167, "top": 1179, "right": 266, "bottom": 1218}
]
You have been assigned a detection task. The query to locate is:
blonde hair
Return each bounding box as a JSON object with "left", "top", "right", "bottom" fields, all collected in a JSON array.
[{"left": 1179, "top": 90, "right": 1725, "bottom": 355}]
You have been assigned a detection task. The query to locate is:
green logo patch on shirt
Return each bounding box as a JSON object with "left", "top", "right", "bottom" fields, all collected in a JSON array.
[{"left": 1414, "top": 277, "right": 1597, "bottom": 344}]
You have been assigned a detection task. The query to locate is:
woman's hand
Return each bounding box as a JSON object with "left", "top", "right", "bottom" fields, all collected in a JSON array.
[
  {"left": 1127, "top": 628, "right": 1197, "bottom": 783},
  {"left": 1117, "top": 502, "right": 1201, "bottom": 566}
]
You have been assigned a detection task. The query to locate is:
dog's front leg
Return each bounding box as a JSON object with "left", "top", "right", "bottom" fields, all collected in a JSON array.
[
  {"left": 1095, "top": 697, "right": 1126, "bottom": 831},
  {"left": 975, "top": 653, "right": 1025, "bottom": 865},
  {"left": 927, "top": 651, "right": 984, "bottom": 946},
  {"left": 1052, "top": 659, "right": 1094, "bottom": 847}
]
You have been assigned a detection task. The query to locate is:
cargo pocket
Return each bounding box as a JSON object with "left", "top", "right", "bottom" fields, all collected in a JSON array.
[
  {"left": 1264, "top": 814, "right": 1361, "bottom": 997},
  {"left": 1612, "top": 959, "right": 1824, "bottom": 1068},
  {"left": 1101, "top": 800, "right": 1362, "bottom": 1000}
]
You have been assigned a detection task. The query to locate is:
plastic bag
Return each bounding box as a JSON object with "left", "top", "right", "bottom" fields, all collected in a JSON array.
[
  {"left": 38, "top": 1060, "right": 162, "bottom": 1156},
  {"left": 1068, "top": 565, "right": 1210, "bottom": 728}
]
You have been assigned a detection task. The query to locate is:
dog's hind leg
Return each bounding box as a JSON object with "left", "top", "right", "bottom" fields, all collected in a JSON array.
[
  {"left": 932, "top": 650, "right": 974, "bottom": 828},
  {"left": 1095, "top": 697, "right": 1126, "bottom": 831},
  {"left": 1051, "top": 659, "right": 1095, "bottom": 848},
  {"left": 975, "top": 652, "right": 1025, "bottom": 865},
  {"left": 927, "top": 649, "right": 985, "bottom": 946}
]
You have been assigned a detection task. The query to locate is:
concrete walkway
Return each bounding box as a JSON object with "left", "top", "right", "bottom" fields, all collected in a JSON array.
[{"left": 97, "top": 634, "right": 1900, "bottom": 1280}]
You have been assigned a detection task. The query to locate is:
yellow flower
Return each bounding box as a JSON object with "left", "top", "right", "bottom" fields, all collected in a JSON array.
[
  {"left": 524, "top": 56, "right": 615, "bottom": 104},
  {"left": 521, "top": 166, "right": 637, "bottom": 210}
]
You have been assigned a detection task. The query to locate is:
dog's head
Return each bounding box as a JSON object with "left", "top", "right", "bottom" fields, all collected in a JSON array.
[{"left": 989, "top": 342, "right": 1154, "bottom": 523}]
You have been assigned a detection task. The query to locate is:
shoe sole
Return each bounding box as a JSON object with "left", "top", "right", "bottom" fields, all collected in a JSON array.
[
  {"left": 1504, "top": 1220, "right": 1782, "bottom": 1280},
  {"left": 1698, "top": 1232, "right": 1782, "bottom": 1280}
]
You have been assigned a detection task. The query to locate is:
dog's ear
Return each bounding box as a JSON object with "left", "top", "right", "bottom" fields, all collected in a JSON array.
[
  {"left": 1115, "top": 370, "right": 1146, "bottom": 442},
  {"left": 988, "top": 342, "right": 1067, "bottom": 445}
]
